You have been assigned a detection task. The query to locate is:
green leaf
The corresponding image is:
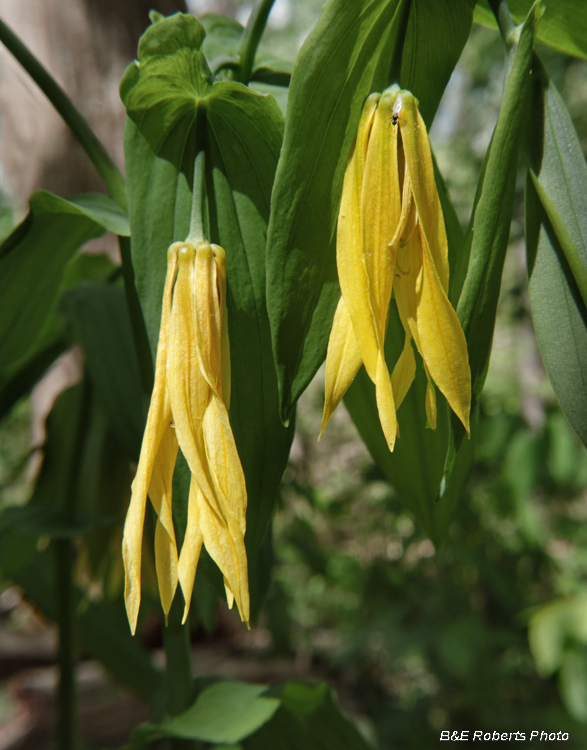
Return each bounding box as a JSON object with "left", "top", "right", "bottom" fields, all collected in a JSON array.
[
  {"left": 475, "top": 0, "right": 587, "bottom": 59},
  {"left": 0, "top": 338, "right": 67, "bottom": 420},
  {"left": 135, "top": 681, "right": 280, "bottom": 744},
  {"left": 60, "top": 283, "right": 145, "bottom": 460},
  {"left": 40, "top": 192, "right": 130, "bottom": 236},
  {"left": 344, "top": 302, "right": 473, "bottom": 545},
  {"left": 0, "top": 253, "right": 115, "bottom": 421},
  {"left": 528, "top": 594, "right": 587, "bottom": 676},
  {"left": 243, "top": 681, "right": 374, "bottom": 750},
  {"left": 457, "top": 2, "right": 542, "bottom": 404},
  {"left": 266, "top": 0, "right": 475, "bottom": 420},
  {"left": 0, "top": 190, "right": 127, "bottom": 382},
  {"left": 201, "top": 13, "right": 243, "bottom": 71},
  {"left": 123, "top": 13, "right": 295, "bottom": 614},
  {"left": 524, "top": 73, "right": 587, "bottom": 448}
]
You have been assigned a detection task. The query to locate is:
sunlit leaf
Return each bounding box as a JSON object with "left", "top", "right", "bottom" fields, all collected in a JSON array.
[{"left": 134, "top": 681, "right": 279, "bottom": 744}]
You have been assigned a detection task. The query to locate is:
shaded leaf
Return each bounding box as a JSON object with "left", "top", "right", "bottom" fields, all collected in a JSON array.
[
  {"left": 524, "top": 72, "right": 587, "bottom": 448},
  {"left": 0, "top": 191, "right": 127, "bottom": 382},
  {"left": 344, "top": 302, "right": 473, "bottom": 545},
  {"left": 60, "top": 283, "right": 145, "bottom": 460},
  {"left": 243, "top": 681, "right": 374, "bottom": 750}
]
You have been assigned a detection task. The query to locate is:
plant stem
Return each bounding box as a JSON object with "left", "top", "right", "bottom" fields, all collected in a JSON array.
[
  {"left": 54, "top": 377, "right": 92, "bottom": 750},
  {"left": 187, "top": 150, "right": 207, "bottom": 244},
  {"left": 237, "top": 0, "right": 276, "bottom": 84},
  {"left": 487, "top": 0, "right": 518, "bottom": 48},
  {"left": 119, "top": 236, "right": 154, "bottom": 395},
  {"left": 163, "top": 595, "right": 193, "bottom": 716},
  {"left": 0, "top": 18, "right": 127, "bottom": 210},
  {"left": 55, "top": 539, "right": 77, "bottom": 750}
]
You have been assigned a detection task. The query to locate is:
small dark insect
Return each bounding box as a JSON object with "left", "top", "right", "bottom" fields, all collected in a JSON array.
[{"left": 386, "top": 111, "right": 404, "bottom": 129}]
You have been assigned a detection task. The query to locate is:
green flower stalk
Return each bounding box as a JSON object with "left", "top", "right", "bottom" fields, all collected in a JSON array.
[
  {"left": 123, "top": 241, "right": 249, "bottom": 634},
  {"left": 321, "top": 87, "right": 471, "bottom": 449}
]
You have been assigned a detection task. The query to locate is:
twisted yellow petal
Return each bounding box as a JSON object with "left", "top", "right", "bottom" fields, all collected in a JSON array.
[
  {"left": 320, "top": 296, "right": 362, "bottom": 437},
  {"left": 334, "top": 92, "right": 398, "bottom": 449},
  {"left": 122, "top": 244, "right": 181, "bottom": 635},
  {"left": 396, "top": 91, "right": 449, "bottom": 291},
  {"left": 177, "top": 477, "right": 203, "bottom": 623}
]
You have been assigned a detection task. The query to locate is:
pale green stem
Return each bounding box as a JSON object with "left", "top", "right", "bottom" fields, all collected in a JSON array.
[{"left": 187, "top": 151, "right": 207, "bottom": 244}]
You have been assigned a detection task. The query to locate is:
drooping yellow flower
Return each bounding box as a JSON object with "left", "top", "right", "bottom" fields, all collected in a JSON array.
[
  {"left": 321, "top": 87, "right": 471, "bottom": 447},
  {"left": 122, "top": 240, "right": 249, "bottom": 634}
]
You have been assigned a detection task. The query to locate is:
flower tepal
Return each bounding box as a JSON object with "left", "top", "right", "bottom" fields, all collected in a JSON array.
[
  {"left": 122, "top": 240, "right": 249, "bottom": 634},
  {"left": 322, "top": 87, "right": 471, "bottom": 448}
]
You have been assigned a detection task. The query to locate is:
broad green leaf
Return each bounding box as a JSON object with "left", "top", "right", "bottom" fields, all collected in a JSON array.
[
  {"left": 344, "top": 302, "right": 473, "bottom": 546},
  {"left": 135, "top": 681, "right": 280, "bottom": 744},
  {"left": 243, "top": 681, "right": 374, "bottom": 750},
  {"left": 60, "top": 283, "right": 145, "bottom": 460},
  {"left": 475, "top": 0, "right": 587, "bottom": 60},
  {"left": 0, "top": 253, "right": 116, "bottom": 421},
  {"left": 524, "top": 73, "right": 587, "bottom": 448},
  {"left": 122, "top": 13, "right": 295, "bottom": 616},
  {"left": 0, "top": 190, "right": 127, "bottom": 382},
  {"left": 457, "top": 2, "right": 542, "bottom": 403},
  {"left": 266, "top": 0, "right": 475, "bottom": 420}
]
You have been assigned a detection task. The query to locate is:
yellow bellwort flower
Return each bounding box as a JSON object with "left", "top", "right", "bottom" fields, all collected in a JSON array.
[
  {"left": 321, "top": 87, "right": 471, "bottom": 446},
  {"left": 122, "top": 240, "right": 249, "bottom": 635}
]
